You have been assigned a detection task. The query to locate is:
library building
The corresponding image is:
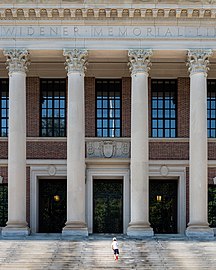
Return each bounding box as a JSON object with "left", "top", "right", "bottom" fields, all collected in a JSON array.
[{"left": 0, "top": 0, "right": 216, "bottom": 238}]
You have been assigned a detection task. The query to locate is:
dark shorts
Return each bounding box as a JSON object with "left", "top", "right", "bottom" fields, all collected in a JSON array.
[{"left": 113, "top": 249, "right": 119, "bottom": 255}]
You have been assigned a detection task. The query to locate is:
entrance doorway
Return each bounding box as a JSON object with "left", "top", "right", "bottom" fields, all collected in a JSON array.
[
  {"left": 39, "top": 179, "right": 67, "bottom": 233},
  {"left": 93, "top": 179, "right": 123, "bottom": 233},
  {"left": 149, "top": 180, "right": 178, "bottom": 234}
]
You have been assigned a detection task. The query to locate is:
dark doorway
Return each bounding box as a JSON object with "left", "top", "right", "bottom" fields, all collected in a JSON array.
[
  {"left": 39, "top": 179, "right": 67, "bottom": 233},
  {"left": 208, "top": 185, "right": 216, "bottom": 227},
  {"left": 93, "top": 179, "right": 123, "bottom": 233},
  {"left": 149, "top": 180, "right": 178, "bottom": 234}
]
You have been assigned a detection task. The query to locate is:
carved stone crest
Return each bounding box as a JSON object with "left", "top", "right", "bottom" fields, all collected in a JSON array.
[{"left": 102, "top": 141, "right": 115, "bottom": 158}]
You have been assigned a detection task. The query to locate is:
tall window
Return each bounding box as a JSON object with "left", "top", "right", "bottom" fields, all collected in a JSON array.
[
  {"left": 207, "top": 80, "right": 216, "bottom": 138},
  {"left": 96, "top": 79, "right": 121, "bottom": 137},
  {"left": 40, "top": 79, "right": 66, "bottom": 137},
  {"left": 151, "top": 79, "right": 177, "bottom": 138},
  {"left": 0, "top": 79, "right": 9, "bottom": 137}
]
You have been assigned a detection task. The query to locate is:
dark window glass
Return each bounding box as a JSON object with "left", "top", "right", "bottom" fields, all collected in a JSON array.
[
  {"left": 96, "top": 79, "right": 121, "bottom": 137},
  {"left": 151, "top": 79, "right": 177, "bottom": 138},
  {"left": 40, "top": 79, "right": 66, "bottom": 137},
  {"left": 0, "top": 80, "right": 9, "bottom": 137},
  {"left": 0, "top": 184, "right": 8, "bottom": 227},
  {"left": 207, "top": 80, "right": 216, "bottom": 138}
]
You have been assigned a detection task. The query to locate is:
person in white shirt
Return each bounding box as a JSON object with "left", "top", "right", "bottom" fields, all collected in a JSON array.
[{"left": 111, "top": 237, "right": 119, "bottom": 260}]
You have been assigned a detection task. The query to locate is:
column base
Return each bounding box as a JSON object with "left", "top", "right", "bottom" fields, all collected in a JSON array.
[
  {"left": 185, "top": 225, "right": 214, "bottom": 239},
  {"left": 62, "top": 221, "right": 88, "bottom": 237},
  {"left": 127, "top": 222, "right": 154, "bottom": 238},
  {"left": 2, "top": 223, "right": 30, "bottom": 237}
]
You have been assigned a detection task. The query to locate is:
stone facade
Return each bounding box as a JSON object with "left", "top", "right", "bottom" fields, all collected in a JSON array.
[{"left": 0, "top": 0, "right": 216, "bottom": 238}]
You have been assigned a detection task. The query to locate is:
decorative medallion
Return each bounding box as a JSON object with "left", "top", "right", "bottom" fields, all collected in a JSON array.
[
  {"left": 48, "top": 165, "right": 56, "bottom": 176},
  {"left": 160, "top": 165, "right": 169, "bottom": 176}
]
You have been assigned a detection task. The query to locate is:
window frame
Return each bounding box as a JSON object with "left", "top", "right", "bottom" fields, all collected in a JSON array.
[
  {"left": 0, "top": 79, "right": 9, "bottom": 137},
  {"left": 95, "top": 79, "right": 122, "bottom": 138},
  {"left": 207, "top": 80, "right": 216, "bottom": 138},
  {"left": 151, "top": 79, "right": 177, "bottom": 138},
  {"left": 40, "top": 79, "right": 67, "bottom": 137}
]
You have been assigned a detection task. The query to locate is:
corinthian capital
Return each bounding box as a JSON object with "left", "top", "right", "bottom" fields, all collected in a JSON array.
[
  {"left": 128, "top": 49, "right": 153, "bottom": 75},
  {"left": 3, "top": 49, "right": 30, "bottom": 74},
  {"left": 187, "top": 49, "right": 213, "bottom": 76},
  {"left": 63, "top": 48, "right": 88, "bottom": 74}
]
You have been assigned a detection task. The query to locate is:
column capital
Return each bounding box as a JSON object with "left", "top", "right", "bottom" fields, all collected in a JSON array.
[
  {"left": 3, "top": 49, "right": 30, "bottom": 74},
  {"left": 63, "top": 48, "right": 88, "bottom": 74},
  {"left": 128, "top": 49, "right": 153, "bottom": 76},
  {"left": 187, "top": 49, "right": 213, "bottom": 76}
]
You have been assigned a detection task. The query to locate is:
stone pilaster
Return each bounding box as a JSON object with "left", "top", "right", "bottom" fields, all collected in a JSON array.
[
  {"left": 62, "top": 49, "right": 88, "bottom": 236},
  {"left": 127, "top": 49, "right": 154, "bottom": 237},
  {"left": 2, "top": 49, "right": 30, "bottom": 237},
  {"left": 186, "top": 49, "right": 214, "bottom": 239}
]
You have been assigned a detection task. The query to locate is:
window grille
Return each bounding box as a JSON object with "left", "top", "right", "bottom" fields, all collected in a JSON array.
[{"left": 96, "top": 79, "right": 121, "bottom": 137}]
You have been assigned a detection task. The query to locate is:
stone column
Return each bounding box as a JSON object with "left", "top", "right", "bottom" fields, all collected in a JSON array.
[
  {"left": 186, "top": 49, "right": 214, "bottom": 239},
  {"left": 127, "top": 49, "right": 153, "bottom": 237},
  {"left": 2, "top": 49, "right": 30, "bottom": 236},
  {"left": 62, "top": 49, "right": 88, "bottom": 236}
]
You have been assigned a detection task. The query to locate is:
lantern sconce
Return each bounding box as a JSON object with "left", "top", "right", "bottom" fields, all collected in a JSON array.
[
  {"left": 156, "top": 195, "right": 162, "bottom": 202},
  {"left": 53, "top": 195, "right": 60, "bottom": 202},
  {"left": 213, "top": 177, "right": 216, "bottom": 185}
]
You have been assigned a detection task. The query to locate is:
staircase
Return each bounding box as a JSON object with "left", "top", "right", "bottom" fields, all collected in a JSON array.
[{"left": 0, "top": 234, "right": 216, "bottom": 269}]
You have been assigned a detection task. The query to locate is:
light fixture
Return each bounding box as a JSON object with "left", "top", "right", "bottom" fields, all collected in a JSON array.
[
  {"left": 53, "top": 195, "right": 60, "bottom": 202},
  {"left": 156, "top": 195, "right": 162, "bottom": 202}
]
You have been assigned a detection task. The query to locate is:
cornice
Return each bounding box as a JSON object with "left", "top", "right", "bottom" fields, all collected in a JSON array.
[{"left": 0, "top": 7, "right": 216, "bottom": 19}]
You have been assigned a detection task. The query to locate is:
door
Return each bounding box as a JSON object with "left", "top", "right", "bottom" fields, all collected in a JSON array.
[
  {"left": 39, "top": 179, "right": 67, "bottom": 233},
  {"left": 93, "top": 179, "right": 123, "bottom": 233},
  {"left": 149, "top": 180, "right": 178, "bottom": 234}
]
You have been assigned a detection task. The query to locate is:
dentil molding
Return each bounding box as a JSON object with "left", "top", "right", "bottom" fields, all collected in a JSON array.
[{"left": 0, "top": 7, "right": 216, "bottom": 19}]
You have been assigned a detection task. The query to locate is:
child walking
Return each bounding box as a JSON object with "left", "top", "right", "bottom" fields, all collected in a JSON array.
[{"left": 111, "top": 237, "right": 119, "bottom": 261}]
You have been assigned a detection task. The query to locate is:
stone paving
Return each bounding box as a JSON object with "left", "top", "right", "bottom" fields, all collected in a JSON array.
[{"left": 0, "top": 234, "right": 215, "bottom": 269}]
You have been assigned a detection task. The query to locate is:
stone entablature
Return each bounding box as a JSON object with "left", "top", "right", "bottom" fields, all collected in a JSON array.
[
  {"left": 0, "top": 7, "right": 216, "bottom": 19},
  {"left": 86, "top": 138, "right": 130, "bottom": 158}
]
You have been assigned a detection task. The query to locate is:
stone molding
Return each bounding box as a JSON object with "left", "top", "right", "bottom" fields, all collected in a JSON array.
[
  {"left": 3, "top": 48, "right": 30, "bottom": 74},
  {"left": 0, "top": 7, "right": 216, "bottom": 19},
  {"left": 128, "top": 49, "right": 152, "bottom": 75},
  {"left": 86, "top": 140, "right": 130, "bottom": 158},
  {"left": 187, "top": 49, "right": 213, "bottom": 76},
  {"left": 63, "top": 48, "right": 88, "bottom": 74}
]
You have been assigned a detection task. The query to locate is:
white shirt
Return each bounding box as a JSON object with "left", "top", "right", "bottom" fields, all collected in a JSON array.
[{"left": 112, "top": 241, "right": 118, "bottom": 250}]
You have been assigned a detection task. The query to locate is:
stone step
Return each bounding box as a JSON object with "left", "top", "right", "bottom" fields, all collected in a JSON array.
[{"left": 0, "top": 236, "right": 216, "bottom": 269}]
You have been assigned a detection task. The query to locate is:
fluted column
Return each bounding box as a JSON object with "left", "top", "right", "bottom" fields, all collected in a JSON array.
[
  {"left": 2, "top": 49, "right": 30, "bottom": 236},
  {"left": 127, "top": 49, "right": 153, "bottom": 237},
  {"left": 62, "top": 48, "right": 88, "bottom": 236},
  {"left": 186, "top": 49, "right": 214, "bottom": 239}
]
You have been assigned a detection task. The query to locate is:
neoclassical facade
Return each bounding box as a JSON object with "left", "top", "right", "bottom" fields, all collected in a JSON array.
[{"left": 0, "top": 0, "right": 216, "bottom": 238}]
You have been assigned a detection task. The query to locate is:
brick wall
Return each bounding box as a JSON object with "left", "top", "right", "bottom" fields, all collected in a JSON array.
[
  {"left": 208, "top": 167, "right": 216, "bottom": 184},
  {"left": 0, "top": 141, "right": 8, "bottom": 159},
  {"left": 85, "top": 77, "right": 95, "bottom": 137},
  {"left": 27, "top": 141, "right": 67, "bottom": 159},
  {"left": 0, "top": 167, "right": 8, "bottom": 183},
  {"left": 122, "top": 77, "right": 131, "bottom": 137},
  {"left": 149, "top": 142, "right": 189, "bottom": 160},
  {"left": 26, "top": 77, "right": 40, "bottom": 137},
  {"left": 178, "top": 78, "right": 190, "bottom": 138}
]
